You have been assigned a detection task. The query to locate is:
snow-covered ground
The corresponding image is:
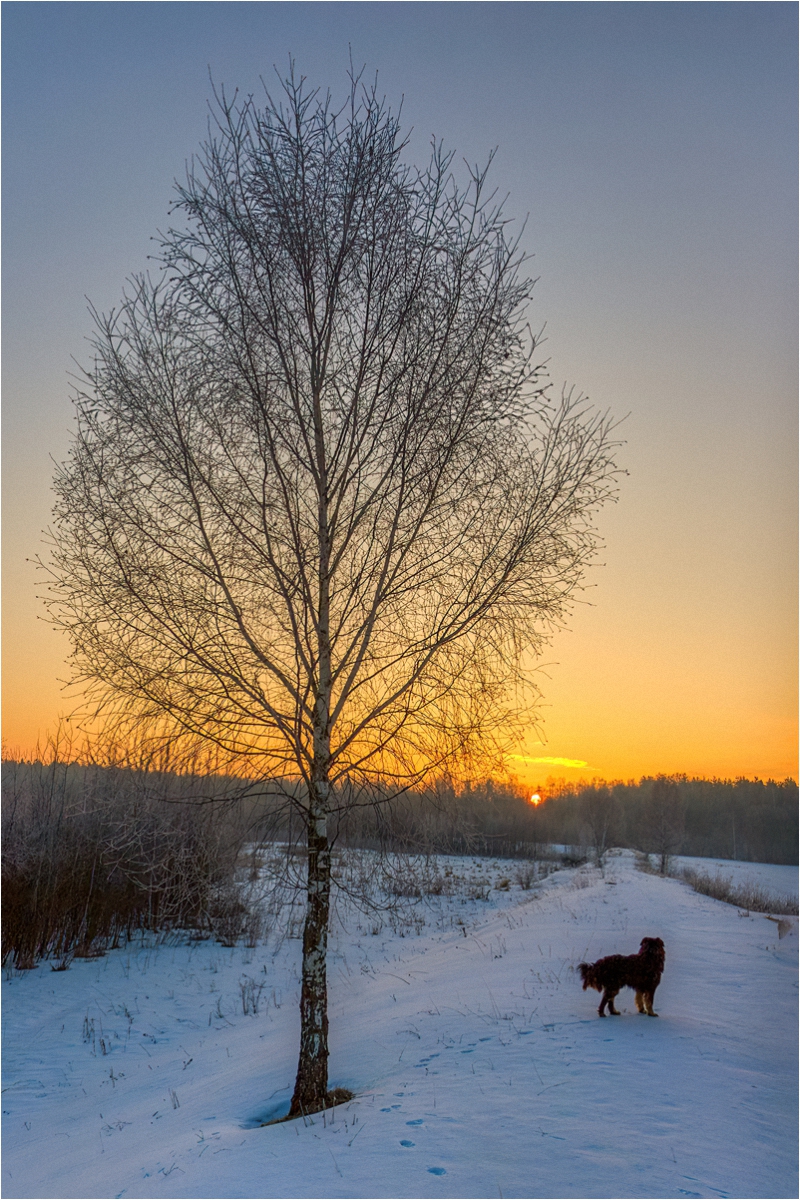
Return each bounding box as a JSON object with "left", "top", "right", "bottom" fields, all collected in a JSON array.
[{"left": 2, "top": 851, "right": 797, "bottom": 1200}]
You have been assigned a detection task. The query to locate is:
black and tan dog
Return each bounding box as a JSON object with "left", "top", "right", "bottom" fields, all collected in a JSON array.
[{"left": 578, "top": 937, "right": 665, "bottom": 1017}]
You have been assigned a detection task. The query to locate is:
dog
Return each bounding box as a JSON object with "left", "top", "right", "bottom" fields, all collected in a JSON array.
[{"left": 578, "top": 937, "right": 665, "bottom": 1017}]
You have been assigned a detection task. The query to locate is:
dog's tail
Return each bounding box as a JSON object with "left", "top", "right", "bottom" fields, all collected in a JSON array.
[{"left": 578, "top": 962, "right": 593, "bottom": 990}]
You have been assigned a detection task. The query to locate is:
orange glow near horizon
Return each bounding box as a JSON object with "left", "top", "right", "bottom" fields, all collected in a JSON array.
[{"left": 2, "top": 625, "right": 797, "bottom": 785}]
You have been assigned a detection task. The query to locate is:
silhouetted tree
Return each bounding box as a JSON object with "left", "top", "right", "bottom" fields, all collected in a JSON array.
[
  {"left": 643, "top": 776, "right": 685, "bottom": 874},
  {"left": 581, "top": 784, "right": 618, "bottom": 869},
  {"left": 45, "top": 66, "right": 618, "bottom": 1115}
]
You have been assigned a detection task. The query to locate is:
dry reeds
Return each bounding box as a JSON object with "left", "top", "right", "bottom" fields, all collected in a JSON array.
[{"left": 678, "top": 865, "right": 798, "bottom": 916}]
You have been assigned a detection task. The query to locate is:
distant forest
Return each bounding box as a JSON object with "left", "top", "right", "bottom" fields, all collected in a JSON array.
[
  {"left": 2, "top": 759, "right": 797, "bottom": 873},
  {"left": 342, "top": 775, "right": 799, "bottom": 866}
]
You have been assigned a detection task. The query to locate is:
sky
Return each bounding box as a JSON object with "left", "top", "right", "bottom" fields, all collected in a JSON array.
[{"left": 2, "top": 1, "right": 797, "bottom": 783}]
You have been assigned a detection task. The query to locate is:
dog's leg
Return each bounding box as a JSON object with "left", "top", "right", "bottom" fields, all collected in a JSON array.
[
  {"left": 598, "top": 989, "right": 614, "bottom": 1016},
  {"left": 635, "top": 991, "right": 646, "bottom": 1013},
  {"left": 603, "top": 989, "right": 621, "bottom": 1015},
  {"left": 644, "top": 991, "right": 659, "bottom": 1017}
]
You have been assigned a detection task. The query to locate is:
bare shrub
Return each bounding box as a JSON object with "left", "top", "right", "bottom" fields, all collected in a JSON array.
[
  {"left": 570, "top": 873, "right": 594, "bottom": 890},
  {"left": 244, "top": 908, "right": 266, "bottom": 949},
  {"left": 1, "top": 749, "right": 250, "bottom": 967},
  {"left": 559, "top": 849, "right": 588, "bottom": 868},
  {"left": 239, "top": 975, "right": 267, "bottom": 1015},
  {"left": 514, "top": 862, "right": 537, "bottom": 890},
  {"left": 206, "top": 886, "right": 248, "bottom": 946}
]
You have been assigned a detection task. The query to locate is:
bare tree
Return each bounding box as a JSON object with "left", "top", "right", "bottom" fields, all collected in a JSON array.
[
  {"left": 643, "top": 776, "right": 685, "bottom": 874},
  {"left": 45, "top": 66, "right": 619, "bottom": 1116},
  {"left": 581, "top": 784, "right": 618, "bottom": 870}
]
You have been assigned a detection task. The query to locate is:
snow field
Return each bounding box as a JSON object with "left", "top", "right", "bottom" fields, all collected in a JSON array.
[{"left": 2, "top": 850, "right": 797, "bottom": 1199}]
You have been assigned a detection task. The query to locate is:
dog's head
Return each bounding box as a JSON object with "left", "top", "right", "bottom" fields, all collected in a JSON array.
[{"left": 639, "top": 937, "right": 665, "bottom": 963}]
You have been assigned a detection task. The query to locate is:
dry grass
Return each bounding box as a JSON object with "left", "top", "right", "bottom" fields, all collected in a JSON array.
[{"left": 678, "top": 866, "right": 798, "bottom": 916}]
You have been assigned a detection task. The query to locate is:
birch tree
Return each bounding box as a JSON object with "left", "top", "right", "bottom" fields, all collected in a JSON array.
[{"left": 47, "top": 66, "right": 619, "bottom": 1116}]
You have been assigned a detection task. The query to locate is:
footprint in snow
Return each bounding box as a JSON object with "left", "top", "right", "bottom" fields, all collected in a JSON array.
[
  {"left": 427, "top": 1167, "right": 447, "bottom": 1175},
  {"left": 400, "top": 1139, "right": 415, "bottom": 1147},
  {"left": 406, "top": 1119, "right": 424, "bottom": 1126}
]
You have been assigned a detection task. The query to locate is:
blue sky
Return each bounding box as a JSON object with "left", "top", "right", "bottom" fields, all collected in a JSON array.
[{"left": 3, "top": 2, "right": 797, "bottom": 778}]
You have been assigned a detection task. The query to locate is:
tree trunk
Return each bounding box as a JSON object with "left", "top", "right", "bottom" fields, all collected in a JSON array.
[
  {"left": 289, "top": 782, "right": 331, "bottom": 1117},
  {"left": 288, "top": 380, "right": 336, "bottom": 1118}
]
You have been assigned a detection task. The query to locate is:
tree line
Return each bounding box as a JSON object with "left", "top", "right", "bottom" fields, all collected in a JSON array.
[{"left": 336, "top": 773, "right": 799, "bottom": 866}]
